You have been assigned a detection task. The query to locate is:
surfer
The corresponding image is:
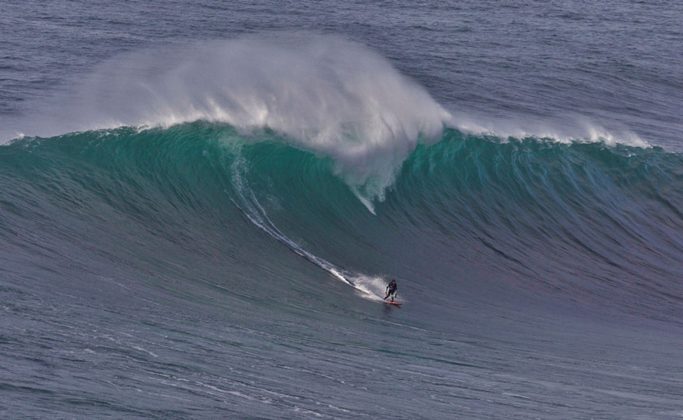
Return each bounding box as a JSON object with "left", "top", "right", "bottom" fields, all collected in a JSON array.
[{"left": 384, "top": 279, "right": 398, "bottom": 302}]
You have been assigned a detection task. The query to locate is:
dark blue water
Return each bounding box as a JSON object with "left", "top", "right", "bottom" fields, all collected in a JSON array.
[{"left": 2, "top": 1, "right": 683, "bottom": 418}]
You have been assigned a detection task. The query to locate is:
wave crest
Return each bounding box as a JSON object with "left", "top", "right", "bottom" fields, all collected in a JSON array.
[{"left": 27, "top": 34, "right": 451, "bottom": 202}]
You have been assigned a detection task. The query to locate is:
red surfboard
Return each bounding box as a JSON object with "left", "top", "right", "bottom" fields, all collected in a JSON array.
[{"left": 384, "top": 300, "right": 401, "bottom": 307}]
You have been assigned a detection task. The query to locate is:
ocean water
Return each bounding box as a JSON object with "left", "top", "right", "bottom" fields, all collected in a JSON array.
[{"left": 2, "top": 1, "right": 683, "bottom": 418}]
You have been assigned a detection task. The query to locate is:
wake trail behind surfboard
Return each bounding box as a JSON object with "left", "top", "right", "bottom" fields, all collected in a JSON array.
[{"left": 230, "top": 155, "right": 387, "bottom": 302}]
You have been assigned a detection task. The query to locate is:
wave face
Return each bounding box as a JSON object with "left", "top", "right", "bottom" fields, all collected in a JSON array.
[{"left": 3, "top": 124, "right": 682, "bottom": 318}]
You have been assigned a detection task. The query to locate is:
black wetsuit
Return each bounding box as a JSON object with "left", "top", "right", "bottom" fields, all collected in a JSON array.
[{"left": 385, "top": 280, "right": 397, "bottom": 300}]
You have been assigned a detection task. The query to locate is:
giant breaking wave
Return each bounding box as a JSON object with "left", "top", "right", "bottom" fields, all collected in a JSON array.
[{"left": 2, "top": 124, "right": 682, "bottom": 320}]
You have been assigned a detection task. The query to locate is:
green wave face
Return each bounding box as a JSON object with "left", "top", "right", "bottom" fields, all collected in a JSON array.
[{"left": 2, "top": 122, "right": 682, "bottom": 318}]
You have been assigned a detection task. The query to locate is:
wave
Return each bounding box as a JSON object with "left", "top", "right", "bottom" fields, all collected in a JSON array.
[
  {"left": 3, "top": 34, "right": 450, "bottom": 203},
  {"left": 2, "top": 123, "right": 682, "bottom": 319},
  {"left": 3, "top": 33, "right": 654, "bottom": 205}
]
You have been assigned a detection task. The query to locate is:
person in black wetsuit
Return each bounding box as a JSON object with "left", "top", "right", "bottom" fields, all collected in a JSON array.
[{"left": 384, "top": 279, "right": 398, "bottom": 302}]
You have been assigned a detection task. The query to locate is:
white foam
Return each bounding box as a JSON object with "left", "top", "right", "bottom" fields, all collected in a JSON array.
[
  {"left": 451, "top": 111, "right": 650, "bottom": 148},
  {"left": 347, "top": 274, "right": 392, "bottom": 302}
]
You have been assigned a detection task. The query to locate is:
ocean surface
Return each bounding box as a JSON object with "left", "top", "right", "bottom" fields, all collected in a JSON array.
[{"left": 2, "top": 1, "right": 683, "bottom": 418}]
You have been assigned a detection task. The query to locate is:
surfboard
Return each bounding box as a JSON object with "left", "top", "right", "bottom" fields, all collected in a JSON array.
[{"left": 384, "top": 300, "right": 401, "bottom": 306}]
